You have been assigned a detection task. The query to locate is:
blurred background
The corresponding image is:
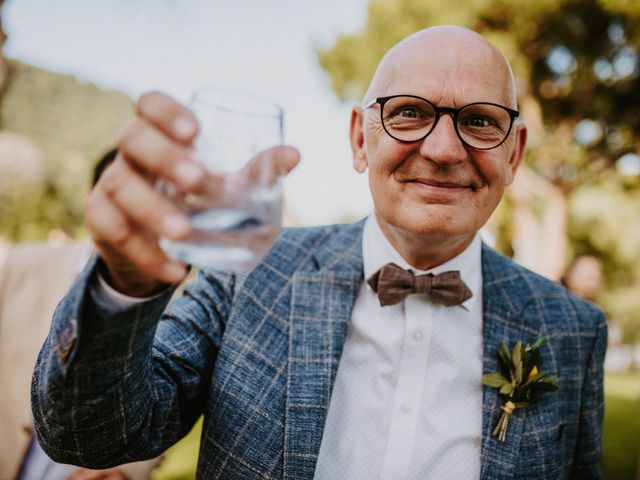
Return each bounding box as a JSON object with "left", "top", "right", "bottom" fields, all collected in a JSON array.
[{"left": 0, "top": 0, "right": 638, "bottom": 478}]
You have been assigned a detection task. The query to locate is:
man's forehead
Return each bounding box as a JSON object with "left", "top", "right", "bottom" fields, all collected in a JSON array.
[{"left": 366, "top": 27, "right": 515, "bottom": 106}]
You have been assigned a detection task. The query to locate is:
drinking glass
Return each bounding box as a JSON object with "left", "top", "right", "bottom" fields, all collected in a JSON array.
[{"left": 158, "top": 87, "right": 284, "bottom": 272}]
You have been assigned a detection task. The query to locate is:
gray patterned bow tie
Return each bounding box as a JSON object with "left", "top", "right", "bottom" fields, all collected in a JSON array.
[{"left": 367, "top": 262, "right": 473, "bottom": 307}]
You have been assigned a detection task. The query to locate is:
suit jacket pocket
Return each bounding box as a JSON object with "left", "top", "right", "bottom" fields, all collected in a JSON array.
[{"left": 516, "top": 420, "right": 563, "bottom": 479}]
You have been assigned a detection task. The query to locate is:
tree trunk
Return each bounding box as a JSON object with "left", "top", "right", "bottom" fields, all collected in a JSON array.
[{"left": 508, "top": 164, "right": 568, "bottom": 281}]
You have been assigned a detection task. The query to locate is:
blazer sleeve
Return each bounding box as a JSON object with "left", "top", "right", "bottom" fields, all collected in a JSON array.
[
  {"left": 31, "top": 259, "right": 235, "bottom": 468},
  {"left": 570, "top": 308, "right": 607, "bottom": 479}
]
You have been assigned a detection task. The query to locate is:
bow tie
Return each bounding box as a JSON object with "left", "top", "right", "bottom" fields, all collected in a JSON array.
[{"left": 367, "top": 262, "right": 473, "bottom": 307}]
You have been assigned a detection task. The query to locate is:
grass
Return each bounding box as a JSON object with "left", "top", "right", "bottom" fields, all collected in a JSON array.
[
  {"left": 150, "top": 372, "right": 640, "bottom": 479},
  {"left": 603, "top": 371, "right": 640, "bottom": 480},
  {"left": 151, "top": 417, "right": 202, "bottom": 480}
]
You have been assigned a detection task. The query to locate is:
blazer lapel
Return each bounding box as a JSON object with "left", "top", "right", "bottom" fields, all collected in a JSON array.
[
  {"left": 283, "top": 222, "right": 364, "bottom": 480},
  {"left": 480, "top": 245, "right": 536, "bottom": 479}
]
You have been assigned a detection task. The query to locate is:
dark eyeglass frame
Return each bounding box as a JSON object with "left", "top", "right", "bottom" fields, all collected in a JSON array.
[{"left": 364, "top": 94, "right": 520, "bottom": 150}]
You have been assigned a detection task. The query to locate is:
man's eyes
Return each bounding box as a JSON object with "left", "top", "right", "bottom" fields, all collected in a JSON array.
[
  {"left": 392, "top": 106, "right": 431, "bottom": 119},
  {"left": 461, "top": 115, "right": 496, "bottom": 128},
  {"left": 399, "top": 107, "right": 420, "bottom": 118}
]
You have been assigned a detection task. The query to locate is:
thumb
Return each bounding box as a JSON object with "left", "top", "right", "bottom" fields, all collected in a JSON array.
[
  {"left": 234, "top": 145, "right": 300, "bottom": 188},
  {"left": 271, "top": 145, "right": 300, "bottom": 175}
]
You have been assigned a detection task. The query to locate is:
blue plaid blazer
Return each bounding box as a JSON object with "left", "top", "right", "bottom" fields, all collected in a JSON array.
[{"left": 33, "top": 220, "right": 606, "bottom": 479}]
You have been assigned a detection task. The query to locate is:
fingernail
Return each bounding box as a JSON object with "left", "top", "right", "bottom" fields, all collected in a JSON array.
[
  {"left": 162, "top": 214, "right": 190, "bottom": 237},
  {"left": 173, "top": 117, "right": 196, "bottom": 140},
  {"left": 175, "top": 161, "right": 204, "bottom": 184}
]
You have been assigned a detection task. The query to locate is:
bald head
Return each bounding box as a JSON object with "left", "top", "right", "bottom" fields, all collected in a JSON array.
[{"left": 364, "top": 26, "right": 517, "bottom": 108}]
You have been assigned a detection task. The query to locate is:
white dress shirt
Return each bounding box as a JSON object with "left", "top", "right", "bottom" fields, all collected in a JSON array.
[{"left": 314, "top": 215, "right": 483, "bottom": 480}]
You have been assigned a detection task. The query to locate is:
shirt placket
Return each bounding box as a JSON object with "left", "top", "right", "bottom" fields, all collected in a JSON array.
[{"left": 379, "top": 296, "right": 433, "bottom": 480}]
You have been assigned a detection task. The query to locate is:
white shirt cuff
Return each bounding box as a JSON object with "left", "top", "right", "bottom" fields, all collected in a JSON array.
[{"left": 95, "top": 272, "right": 166, "bottom": 310}]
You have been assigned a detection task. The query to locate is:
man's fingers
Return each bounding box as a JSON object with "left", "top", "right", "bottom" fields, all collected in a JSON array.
[
  {"left": 137, "top": 91, "right": 198, "bottom": 145},
  {"left": 92, "top": 214, "right": 188, "bottom": 289},
  {"left": 89, "top": 90, "right": 300, "bottom": 295},
  {"left": 85, "top": 185, "right": 133, "bottom": 248},
  {"left": 97, "top": 231, "right": 188, "bottom": 288},
  {"left": 87, "top": 184, "right": 187, "bottom": 289},
  {"left": 98, "top": 159, "right": 191, "bottom": 240},
  {"left": 118, "top": 119, "right": 206, "bottom": 192}
]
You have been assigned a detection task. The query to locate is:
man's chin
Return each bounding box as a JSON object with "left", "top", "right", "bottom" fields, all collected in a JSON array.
[
  {"left": 386, "top": 212, "right": 474, "bottom": 239},
  {"left": 406, "top": 223, "right": 471, "bottom": 239}
]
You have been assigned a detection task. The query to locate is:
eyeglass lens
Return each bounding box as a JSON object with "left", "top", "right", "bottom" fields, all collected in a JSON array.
[{"left": 381, "top": 96, "right": 513, "bottom": 149}]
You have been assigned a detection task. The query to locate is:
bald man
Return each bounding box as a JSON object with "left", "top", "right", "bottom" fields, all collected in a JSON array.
[{"left": 33, "top": 26, "right": 606, "bottom": 479}]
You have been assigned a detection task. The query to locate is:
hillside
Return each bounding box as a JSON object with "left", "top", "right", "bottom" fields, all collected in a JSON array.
[{"left": 0, "top": 60, "right": 134, "bottom": 240}]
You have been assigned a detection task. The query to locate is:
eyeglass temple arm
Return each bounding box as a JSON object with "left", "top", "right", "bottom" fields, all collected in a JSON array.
[{"left": 363, "top": 98, "right": 379, "bottom": 109}]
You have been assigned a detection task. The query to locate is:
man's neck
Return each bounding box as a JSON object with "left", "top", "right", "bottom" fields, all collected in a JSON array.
[{"left": 374, "top": 214, "right": 477, "bottom": 271}]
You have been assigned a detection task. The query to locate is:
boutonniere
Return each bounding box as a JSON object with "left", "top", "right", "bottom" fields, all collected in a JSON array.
[{"left": 482, "top": 337, "right": 558, "bottom": 442}]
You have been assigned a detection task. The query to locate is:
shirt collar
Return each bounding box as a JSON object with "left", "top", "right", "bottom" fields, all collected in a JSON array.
[{"left": 362, "top": 215, "right": 483, "bottom": 310}]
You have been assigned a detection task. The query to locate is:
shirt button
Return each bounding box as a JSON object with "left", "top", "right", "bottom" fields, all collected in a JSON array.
[
  {"left": 401, "top": 403, "right": 412, "bottom": 413},
  {"left": 413, "top": 331, "right": 424, "bottom": 342}
]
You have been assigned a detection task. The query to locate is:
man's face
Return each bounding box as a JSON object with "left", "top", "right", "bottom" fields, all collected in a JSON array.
[{"left": 351, "top": 30, "right": 527, "bottom": 247}]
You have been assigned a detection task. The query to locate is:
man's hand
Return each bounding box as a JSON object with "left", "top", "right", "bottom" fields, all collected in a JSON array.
[
  {"left": 86, "top": 92, "right": 299, "bottom": 297},
  {"left": 66, "top": 466, "right": 128, "bottom": 480}
]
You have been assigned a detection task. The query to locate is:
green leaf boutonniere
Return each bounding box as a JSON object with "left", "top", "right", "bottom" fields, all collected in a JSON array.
[{"left": 482, "top": 337, "right": 558, "bottom": 442}]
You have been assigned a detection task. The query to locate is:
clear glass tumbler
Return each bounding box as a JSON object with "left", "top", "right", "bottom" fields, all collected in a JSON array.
[{"left": 158, "top": 88, "right": 284, "bottom": 272}]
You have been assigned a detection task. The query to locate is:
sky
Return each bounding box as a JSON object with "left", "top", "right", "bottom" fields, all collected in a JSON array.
[{"left": 3, "top": 0, "right": 373, "bottom": 225}]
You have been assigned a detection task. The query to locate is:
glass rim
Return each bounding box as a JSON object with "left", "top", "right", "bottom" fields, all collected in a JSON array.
[{"left": 191, "top": 86, "right": 283, "bottom": 119}]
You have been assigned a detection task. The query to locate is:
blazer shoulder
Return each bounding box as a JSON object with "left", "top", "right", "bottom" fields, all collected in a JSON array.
[
  {"left": 482, "top": 245, "right": 605, "bottom": 330},
  {"left": 271, "top": 221, "right": 365, "bottom": 270}
]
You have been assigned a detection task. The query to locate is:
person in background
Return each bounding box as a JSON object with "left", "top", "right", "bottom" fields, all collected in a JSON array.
[
  {"left": 561, "top": 255, "right": 604, "bottom": 303},
  {"left": 33, "top": 26, "right": 606, "bottom": 479},
  {"left": 0, "top": 149, "right": 162, "bottom": 479}
]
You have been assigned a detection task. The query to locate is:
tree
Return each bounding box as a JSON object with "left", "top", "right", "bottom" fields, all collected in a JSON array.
[{"left": 318, "top": 0, "right": 640, "bottom": 341}]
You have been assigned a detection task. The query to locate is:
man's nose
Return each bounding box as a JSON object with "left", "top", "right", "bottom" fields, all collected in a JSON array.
[{"left": 418, "top": 113, "right": 467, "bottom": 164}]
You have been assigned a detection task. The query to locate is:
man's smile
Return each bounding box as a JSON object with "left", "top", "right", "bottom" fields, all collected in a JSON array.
[{"left": 396, "top": 174, "right": 484, "bottom": 193}]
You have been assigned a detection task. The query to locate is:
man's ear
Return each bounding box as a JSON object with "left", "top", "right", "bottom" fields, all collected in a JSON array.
[
  {"left": 350, "top": 106, "right": 367, "bottom": 173},
  {"left": 506, "top": 122, "right": 528, "bottom": 185}
]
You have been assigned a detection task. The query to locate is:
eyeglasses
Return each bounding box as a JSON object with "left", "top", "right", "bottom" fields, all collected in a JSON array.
[{"left": 365, "top": 95, "right": 519, "bottom": 150}]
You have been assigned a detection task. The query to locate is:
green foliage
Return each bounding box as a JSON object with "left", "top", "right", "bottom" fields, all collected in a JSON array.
[
  {"left": 0, "top": 179, "right": 85, "bottom": 240},
  {"left": 0, "top": 60, "right": 134, "bottom": 242},
  {"left": 483, "top": 337, "right": 558, "bottom": 404},
  {"left": 151, "top": 416, "right": 202, "bottom": 480}
]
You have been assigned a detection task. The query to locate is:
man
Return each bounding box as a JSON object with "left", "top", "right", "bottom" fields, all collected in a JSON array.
[
  {"left": 32, "top": 26, "right": 606, "bottom": 479},
  {"left": 0, "top": 151, "right": 160, "bottom": 479},
  {"left": 561, "top": 255, "right": 603, "bottom": 303}
]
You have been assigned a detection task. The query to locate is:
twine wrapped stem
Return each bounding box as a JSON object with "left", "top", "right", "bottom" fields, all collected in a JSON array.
[{"left": 492, "top": 401, "right": 516, "bottom": 442}]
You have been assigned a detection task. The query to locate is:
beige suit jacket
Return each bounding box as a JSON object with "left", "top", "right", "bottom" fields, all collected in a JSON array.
[{"left": 0, "top": 242, "right": 161, "bottom": 480}]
